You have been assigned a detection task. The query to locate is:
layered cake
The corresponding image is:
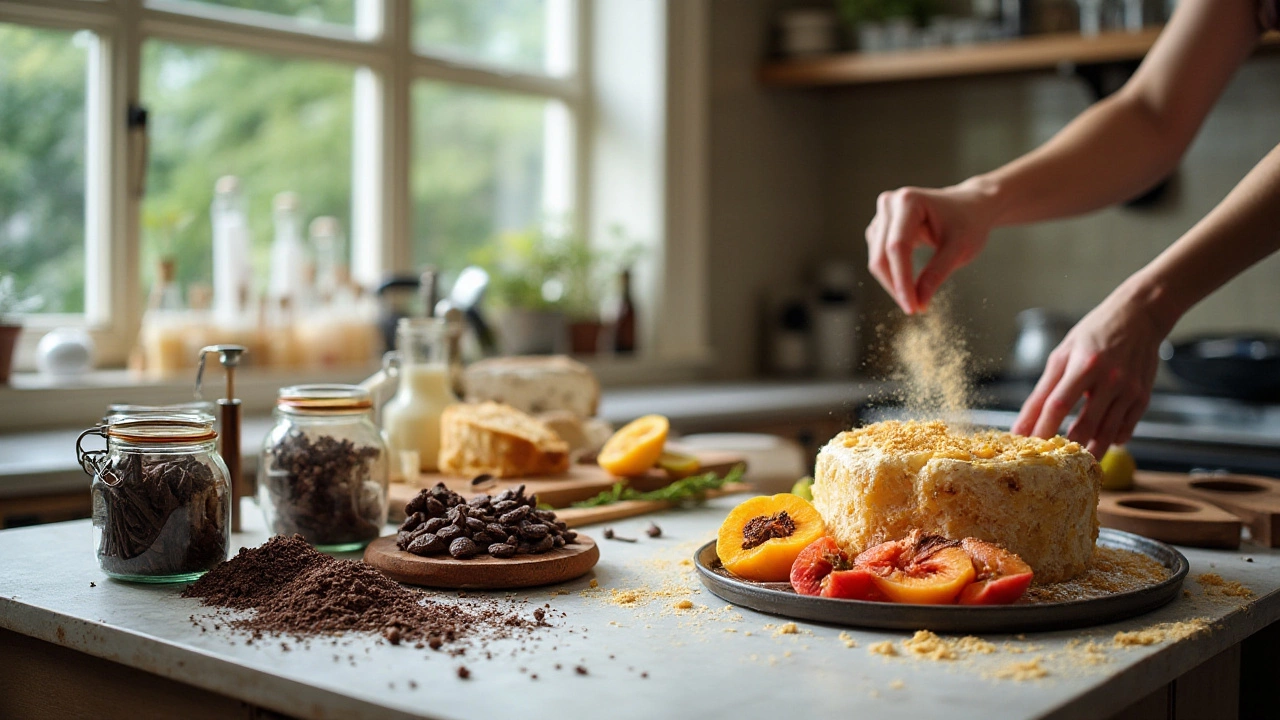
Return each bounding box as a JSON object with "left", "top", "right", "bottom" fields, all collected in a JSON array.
[{"left": 812, "top": 421, "right": 1101, "bottom": 583}]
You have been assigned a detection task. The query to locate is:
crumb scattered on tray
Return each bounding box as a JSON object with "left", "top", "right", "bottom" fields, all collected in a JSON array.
[
  {"left": 839, "top": 631, "right": 858, "bottom": 648},
  {"left": 868, "top": 640, "right": 898, "bottom": 657},
  {"left": 1022, "top": 546, "right": 1169, "bottom": 604}
]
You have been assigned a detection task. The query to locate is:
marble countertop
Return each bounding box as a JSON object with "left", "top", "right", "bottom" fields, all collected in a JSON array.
[{"left": 1, "top": 496, "right": 1277, "bottom": 720}]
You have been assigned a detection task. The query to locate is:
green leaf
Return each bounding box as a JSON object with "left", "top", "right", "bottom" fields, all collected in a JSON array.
[{"left": 569, "top": 465, "right": 745, "bottom": 509}]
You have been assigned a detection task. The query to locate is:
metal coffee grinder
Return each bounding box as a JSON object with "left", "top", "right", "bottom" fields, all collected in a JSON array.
[{"left": 195, "top": 345, "right": 247, "bottom": 531}]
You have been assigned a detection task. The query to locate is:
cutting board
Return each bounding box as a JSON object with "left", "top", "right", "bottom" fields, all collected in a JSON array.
[
  {"left": 552, "top": 483, "right": 753, "bottom": 528},
  {"left": 364, "top": 534, "right": 598, "bottom": 589},
  {"left": 1098, "top": 491, "right": 1242, "bottom": 549},
  {"left": 1134, "top": 470, "right": 1280, "bottom": 547},
  {"left": 387, "top": 450, "right": 746, "bottom": 523}
]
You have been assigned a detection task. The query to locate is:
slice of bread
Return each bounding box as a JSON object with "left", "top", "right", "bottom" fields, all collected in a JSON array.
[
  {"left": 462, "top": 355, "right": 600, "bottom": 419},
  {"left": 438, "top": 402, "right": 571, "bottom": 478}
]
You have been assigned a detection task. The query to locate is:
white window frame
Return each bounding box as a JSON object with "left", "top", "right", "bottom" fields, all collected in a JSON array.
[{"left": 0, "top": 0, "right": 713, "bottom": 386}]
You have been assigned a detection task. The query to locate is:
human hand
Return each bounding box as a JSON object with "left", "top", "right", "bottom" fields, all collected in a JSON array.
[
  {"left": 1011, "top": 284, "right": 1172, "bottom": 456},
  {"left": 865, "top": 181, "right": 996, "bottom": 314}
]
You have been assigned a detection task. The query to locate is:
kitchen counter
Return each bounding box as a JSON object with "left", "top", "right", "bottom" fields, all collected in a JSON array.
[{"left": 2, "top": 496, "right": 1277, "bottom": 720}]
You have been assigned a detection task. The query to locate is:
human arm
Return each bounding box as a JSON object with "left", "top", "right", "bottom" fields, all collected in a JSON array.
[
  {"left": 865, "top": 0, "right": 1261, "bottom": 314},
  {"left": 1013, "top": 140, "right": 1280, "bottom": 454}
]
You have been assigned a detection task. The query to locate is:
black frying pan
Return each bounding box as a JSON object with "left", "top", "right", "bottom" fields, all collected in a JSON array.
[{"left": 1161, "top": 333, "right": 1280, "bottom": 401}]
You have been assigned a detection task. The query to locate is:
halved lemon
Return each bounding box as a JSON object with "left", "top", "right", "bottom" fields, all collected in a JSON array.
[{"left": 598, "top": 414, "right": 670, "bottom": 477}]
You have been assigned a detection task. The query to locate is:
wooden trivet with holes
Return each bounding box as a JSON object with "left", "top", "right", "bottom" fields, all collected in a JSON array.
[
  {"left": 1134, "top": 470, "right": 1280, "bottom": 547},
  {"left": 1098, "top": 491, "right": 1242, "bottom": 549},
  {"left": 363, "top": 534, "right": 599, "bottom": 589}
]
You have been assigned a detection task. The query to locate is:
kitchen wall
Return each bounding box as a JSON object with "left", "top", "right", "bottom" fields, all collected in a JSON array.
[
  {"left": 707, "top": 0, "right": 1280, "bottom": 378},
  {"left": 707, "top": 0, "right": 831, "bottom": 379},
  {"left": 827, "top": 56, "right": 1280, "bottom": 372}
]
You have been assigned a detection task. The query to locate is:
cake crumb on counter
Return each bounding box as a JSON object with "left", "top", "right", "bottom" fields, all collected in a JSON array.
[
  {"left": 991, "top": 657, "right": 1049, "bottom": 681},
  {"left": 773, "top": 622, "right": 799, "bottom": 637},
  {"left": 868, "top": 640, "right": 898, "bottom": 657},
  {"left": 1113, "top": 619, "right": 1210, "bottom": 647},
  {"left": 838, "top": 631, "right": 858, "bottom": 648},
  {"left": 902, "top": 630, "right": 958, "bottom": 661},
  {"left": 889, "top": 679, "right": 906, "bottom": 690},
  {"left": 1195, "top": 573, "right": 1254, "bottom": 598}
]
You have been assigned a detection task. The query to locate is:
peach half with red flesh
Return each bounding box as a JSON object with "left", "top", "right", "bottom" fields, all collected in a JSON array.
[
  {"left": 854, "top": 530, "right": 976, "bottom": 605},
  {"left": 789, "top": 536, "right": 882, "bottom": 600},
  {"left": 957, "top": 537, "right": 1034, "bottom": 605}
]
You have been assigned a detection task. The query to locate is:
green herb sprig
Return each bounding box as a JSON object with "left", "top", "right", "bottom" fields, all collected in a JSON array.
[{"left": 571, "top": 465, "right": 745, "bottom": 509}]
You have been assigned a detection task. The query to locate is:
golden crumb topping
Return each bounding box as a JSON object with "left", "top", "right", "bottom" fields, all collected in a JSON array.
[{"left": 836, "top": 420, "right": 1083, "bottom": 462}]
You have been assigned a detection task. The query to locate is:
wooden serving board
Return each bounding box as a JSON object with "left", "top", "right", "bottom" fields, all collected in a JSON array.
[
  {"left": 387, "top": 450, "right": 746, "bottom": 523},
  {"left": 552, "top": 483, "right": 754, "bottom": 528},
  {"left": 1098, "top": 490, "right": 1242, "bottom": 549},
  {"left": 1134, "top": 470, "right": 1280, "bottom": 547},
  {"left": 363, "top": 534, "right": 599, "bottom": 589}
]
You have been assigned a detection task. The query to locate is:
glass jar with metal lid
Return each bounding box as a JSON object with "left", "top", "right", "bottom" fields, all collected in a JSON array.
[
  {"left": 258, "top": 384, "right": 389, "bottom": 551},
  {"left": 76, "top": 413, "right": 231, "bottom": 582}
]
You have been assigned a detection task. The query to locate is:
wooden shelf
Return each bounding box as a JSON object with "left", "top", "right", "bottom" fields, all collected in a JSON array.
[{"left": 760, "top": 28, "right": 1280, "bottom": 87}]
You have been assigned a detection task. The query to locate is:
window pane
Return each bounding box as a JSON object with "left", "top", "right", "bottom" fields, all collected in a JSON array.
[
  {"left": 411, "top": 82, "right": 571, "bottom": 270},
  {"left": 0, "top": 25, "right": 89, "bottom": 314},
  {"left": 151, "top": 0, "right": 356, "bottom": 30},
  {"left": 142, "top": 41, "right": 354, "bottom": 300},
  {"left": 413, "top": 0, "right": 573, "bottom": 76}
]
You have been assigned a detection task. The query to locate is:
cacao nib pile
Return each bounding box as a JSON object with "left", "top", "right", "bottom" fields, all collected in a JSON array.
[
  {"left": 397, "top": 483, "right": 577, "bottom": 560},
  {"left": 182, "top": 535, "right": 543, "bottom": 649}
]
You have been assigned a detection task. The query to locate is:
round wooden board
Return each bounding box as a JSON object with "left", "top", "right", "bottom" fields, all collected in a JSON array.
[{"left": 363, "top": 534, "right": 599, "bottom": 590}]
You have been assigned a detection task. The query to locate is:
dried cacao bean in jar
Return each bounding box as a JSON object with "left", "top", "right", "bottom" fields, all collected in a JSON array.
[
  {"left": 77, "top": 414, "right": 231, "bottom": 583},
  {"left": 258, "top": 385, "right": 389, "bottom": 551}
]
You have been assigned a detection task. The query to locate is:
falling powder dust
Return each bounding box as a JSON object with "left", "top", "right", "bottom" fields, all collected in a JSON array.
[{"left": 893, "top": 294, "right": 974, "bottom": 421}]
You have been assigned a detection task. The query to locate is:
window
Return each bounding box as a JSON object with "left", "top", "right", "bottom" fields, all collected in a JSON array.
[
  {"left": 411, "top": 83, "right": 571, "bottom": 270},
  {"left": 141, "top": 41, "right": 356, "bottom": 293},
  {"left": 0, "top": 24, "right": 91, "bottom": 315},
  {"left": 0, "top": 0, "right": 588, "bottom": 369}
]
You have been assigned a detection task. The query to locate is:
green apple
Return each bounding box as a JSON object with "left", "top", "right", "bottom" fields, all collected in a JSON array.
[{"left": 791, "top": 476, "right": 814, "bottom": 501}]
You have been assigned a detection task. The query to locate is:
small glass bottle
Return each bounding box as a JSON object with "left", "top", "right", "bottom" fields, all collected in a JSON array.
[
  {"left": 380, "top": 317, "right": 457, "bottom": 476},
  {"left": 258, "top": 384, "right": 389, "bottom": 551},
  {"left": 77, "top": 414, "right": 231, "bottom": 583}
]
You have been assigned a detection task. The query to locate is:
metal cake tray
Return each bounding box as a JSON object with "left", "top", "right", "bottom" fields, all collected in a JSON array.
[{"left": 694, "top": 528, "right": 1189, "bottom": 633}]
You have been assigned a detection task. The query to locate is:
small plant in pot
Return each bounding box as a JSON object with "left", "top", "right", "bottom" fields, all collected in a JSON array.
[
  {"left": 0, "top": 274, "right": 44, "bottom": 384},
  {"left": 472, "top": 230, "right": 573, "bottom": 356}
]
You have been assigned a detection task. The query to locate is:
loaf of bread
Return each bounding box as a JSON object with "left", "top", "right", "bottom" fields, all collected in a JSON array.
[
  {"left": 462, "top": 355, "right": 599, "bottom": 419},
  {"left": 813, "top": 420, "right": 1101, "bottom": 583},
  {"left": 438, "top": 402, "right": 571, "bottom": 478}
]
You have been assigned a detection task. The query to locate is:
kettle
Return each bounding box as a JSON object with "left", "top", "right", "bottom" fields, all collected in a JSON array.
[{"left": 1008, "top": 308, "right": 1074, "bottom": 380}]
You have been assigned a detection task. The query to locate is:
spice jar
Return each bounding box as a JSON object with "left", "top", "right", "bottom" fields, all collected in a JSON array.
[
  {"left": 77, "top": 414, "right": 231, "bottom": 583},
  {"left": 258, "top": 384, "right": 389, "bottom": 551}
]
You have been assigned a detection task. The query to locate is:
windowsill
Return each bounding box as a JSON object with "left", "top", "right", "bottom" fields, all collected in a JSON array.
[
  {"left": 0, "top": 375, "right": 889, "bottom": 500},
  {"left": 0, "top": 350, "right": 718, "bottom": 432}
]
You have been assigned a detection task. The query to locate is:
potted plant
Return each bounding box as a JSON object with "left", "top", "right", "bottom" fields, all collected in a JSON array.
[
  {"left": 0, "top": 273, "right": 44, "bottom": 384},
  {"left": 472, "top": 230, "right": 572, "bottom": 355}
]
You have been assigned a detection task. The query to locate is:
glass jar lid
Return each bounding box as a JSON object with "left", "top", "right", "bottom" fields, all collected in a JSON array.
[
  {"left": 107, "top": 415, "right": 218, "bottom": 444},
  {"left": 277, "top": 384, "right": 373, "bottom": 414}
]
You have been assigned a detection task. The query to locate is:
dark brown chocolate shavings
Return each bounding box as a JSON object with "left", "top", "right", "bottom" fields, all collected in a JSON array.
[
  {"left": 182, "top": 535, "right": 544, "bottom": 658},
  {"left": 740, "top": 511, "right": 796, "bottom": 550}
]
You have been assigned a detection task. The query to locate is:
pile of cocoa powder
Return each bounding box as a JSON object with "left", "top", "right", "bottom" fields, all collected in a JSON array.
[{"left": 182, "top": 535, "right": 547, "bottom": 654}]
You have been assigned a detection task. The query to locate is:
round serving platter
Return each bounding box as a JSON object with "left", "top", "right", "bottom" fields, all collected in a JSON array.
[{"left": 693, "top": 528, "right": 1189, "bottom": 633}]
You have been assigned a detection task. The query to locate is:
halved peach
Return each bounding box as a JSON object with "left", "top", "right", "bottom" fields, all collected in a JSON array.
[
  {"left": 855, "top": 531, "right": 975, "bottom": 605},
  {"left": 958, "top": 573, "right": 1034, "bottom": 605},
  {"left": 957, "top": 537, "right": 1034, "bottom": 605},
  {"left": 821, "top": 567, "right": 882, "bottom": 601},
  {"left": 717, "top": 494, "right": 826, "bottom": 582},
  {"left": 790, "top": 536, "right": 846, "bottom": 596}
]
